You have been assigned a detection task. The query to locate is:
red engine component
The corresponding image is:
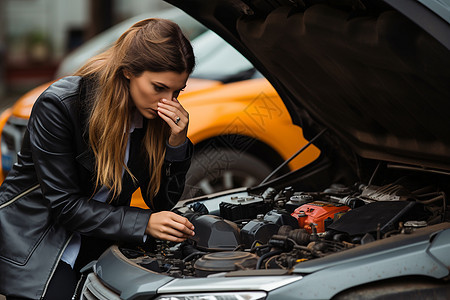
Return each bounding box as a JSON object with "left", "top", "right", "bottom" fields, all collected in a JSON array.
[{"left": 291, "top": 201, "right": 350, "bottom": 233}]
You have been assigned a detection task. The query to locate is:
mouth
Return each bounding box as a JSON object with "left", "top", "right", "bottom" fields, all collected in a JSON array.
[{"left": 146, "top": 108, "right": 158, "bottom": 115}]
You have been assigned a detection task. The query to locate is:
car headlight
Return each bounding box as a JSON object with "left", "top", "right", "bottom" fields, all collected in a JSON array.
[{"left": 155, "top": 291, "right": 266, "bottom": 300}]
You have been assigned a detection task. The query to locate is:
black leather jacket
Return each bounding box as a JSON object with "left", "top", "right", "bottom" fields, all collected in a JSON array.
[{"left": 0, "top": 76, "right": 192, "bottom": 299}]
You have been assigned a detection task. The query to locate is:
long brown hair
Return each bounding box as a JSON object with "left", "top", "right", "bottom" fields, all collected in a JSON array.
[{"left": 75, "top": 18, "right": 195, "bottom": 203}]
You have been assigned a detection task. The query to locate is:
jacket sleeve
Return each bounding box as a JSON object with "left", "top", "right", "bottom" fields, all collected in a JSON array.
[
  {"left": 28, "top": 91, "right": 151, "bottom": 244},
  {"left": 141, "top": 139, "right": 193, "bottom": 211}
]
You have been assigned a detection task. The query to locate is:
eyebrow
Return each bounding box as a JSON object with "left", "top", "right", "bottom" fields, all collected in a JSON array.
[
  {"left": 154, "top": 81, "right": 186, "bottom": 91},
  {"left": 154, "top": 81, "right": 169, "bottom": 89}
]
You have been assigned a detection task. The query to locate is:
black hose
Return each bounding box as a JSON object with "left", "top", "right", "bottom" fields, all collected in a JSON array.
[
  {"left": 182, "top": 251, "right": 207, "bottom": 262},
  {"left": 416, "top": 193, "right": 445, "bottom": 205},
  {"left": 256, "top": 249, "right": 283, "bottom": 269}
]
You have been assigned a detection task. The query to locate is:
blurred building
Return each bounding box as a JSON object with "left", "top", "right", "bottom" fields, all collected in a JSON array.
[{"left": 0, "top": 0, "right": 171, "bottom": 97}]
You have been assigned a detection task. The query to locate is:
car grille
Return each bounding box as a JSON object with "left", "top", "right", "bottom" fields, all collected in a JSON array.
[{"left": 80, "top": 273, "right": 121, "bottom": 300}]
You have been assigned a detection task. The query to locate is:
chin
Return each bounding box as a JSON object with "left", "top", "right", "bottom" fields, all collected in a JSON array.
[
  {"left": 140, "top": 110, "right": 157, "bottom": 120},
  {"left": 144, "top": 114, "right": 157, "bottom": 120}
]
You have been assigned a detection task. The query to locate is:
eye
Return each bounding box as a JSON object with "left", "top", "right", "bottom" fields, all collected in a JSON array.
[{"left": 153, "top": 84, "right": 165, "bottom": 92}]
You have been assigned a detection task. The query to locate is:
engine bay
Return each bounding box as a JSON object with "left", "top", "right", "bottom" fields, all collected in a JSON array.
[{"left": 121, "top": 170, "right": 449, "bottom": 278}]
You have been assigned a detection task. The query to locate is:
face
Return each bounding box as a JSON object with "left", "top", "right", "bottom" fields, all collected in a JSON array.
[{"left": 125, "top": 70, "right": 189, "bottom": 119}]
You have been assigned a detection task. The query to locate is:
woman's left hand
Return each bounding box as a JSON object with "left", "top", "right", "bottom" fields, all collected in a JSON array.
[{"left": 157, "top": 97, "right": 189, "bottom": 147}]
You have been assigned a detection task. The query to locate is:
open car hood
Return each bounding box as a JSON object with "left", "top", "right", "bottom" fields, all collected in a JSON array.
[{"left": 165, "top": 0, "right": 450, "bottom": 171}]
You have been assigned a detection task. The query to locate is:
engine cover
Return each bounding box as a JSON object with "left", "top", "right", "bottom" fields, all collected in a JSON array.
[
  {"left": 291, "top": 201, "right": 350, "bottom": 233},
  {"left": 188, "top": 214, "right": 241, "bottom": 251}
]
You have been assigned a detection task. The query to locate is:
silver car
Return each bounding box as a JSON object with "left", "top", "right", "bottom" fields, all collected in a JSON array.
[{"left": 77, "top": 0, "right": 450, "bottom": 299}]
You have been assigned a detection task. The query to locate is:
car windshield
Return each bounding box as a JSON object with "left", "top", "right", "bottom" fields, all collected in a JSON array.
[
  {"left": 190, "top": 30, "right": 255, "bottom": 81},
  {"left": 56, "top": 7, "right": 259, "bottom": 83},
  {"left": 55, "top": 8, "right": 208, "bottom": 78}
]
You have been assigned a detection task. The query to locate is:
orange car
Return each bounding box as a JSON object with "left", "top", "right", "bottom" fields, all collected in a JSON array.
[
  {"left": 0, "top": 76, "right": 320, "bottom": 208},
  {"left": 0, "top": 14, "right": 320, "bottom": 208}
]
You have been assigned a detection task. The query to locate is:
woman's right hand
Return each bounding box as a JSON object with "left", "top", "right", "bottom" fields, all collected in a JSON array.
[{"left": 146, "top": 211, "right": 195, "bottom": 242}]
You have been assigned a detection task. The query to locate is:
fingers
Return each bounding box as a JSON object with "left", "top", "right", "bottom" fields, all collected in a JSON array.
[
  {"left": 157, "top": 227, "right": 190, "bottom": 243},
  {"left": 157, "top": 98, "right": 190, "bottom": 146},
  {"left": 157, "top": 98, "right": 188, "bottom": 127},
  {"left": 170, "top": 212, "right": 195, "bottom": 233},
  {"left": 146, "top": 211, "right": 195, "bottom": 242}
]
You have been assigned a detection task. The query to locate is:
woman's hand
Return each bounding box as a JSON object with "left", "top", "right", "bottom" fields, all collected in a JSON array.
[
  {"left": 146, "top": 211, "right": 195, "bottom": 242},
  {"left": 157, "top": 97, "right": 189, "bottom": 147}
]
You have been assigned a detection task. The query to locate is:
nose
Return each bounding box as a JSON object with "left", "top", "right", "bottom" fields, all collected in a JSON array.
[{"left": 160, "top": 90, "right": 174, "bottom": 101}]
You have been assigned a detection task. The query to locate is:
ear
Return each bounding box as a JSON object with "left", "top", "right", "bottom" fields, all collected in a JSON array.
[{"left": 123, "top": 69, "right": 131, "bottom": 79}]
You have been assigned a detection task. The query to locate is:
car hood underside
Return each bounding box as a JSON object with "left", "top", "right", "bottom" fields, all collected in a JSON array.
[{"left": 166, "top": 0, "right": 450, "bottom": 171}]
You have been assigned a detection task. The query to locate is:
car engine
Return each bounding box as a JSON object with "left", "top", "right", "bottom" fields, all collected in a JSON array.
[{"left": 121, "top": 174, "right": 449, "bottom": 278}]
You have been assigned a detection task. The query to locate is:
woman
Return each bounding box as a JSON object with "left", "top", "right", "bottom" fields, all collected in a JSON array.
[{"left": 0, "top": 18, "right": 195, "bottom": 299}]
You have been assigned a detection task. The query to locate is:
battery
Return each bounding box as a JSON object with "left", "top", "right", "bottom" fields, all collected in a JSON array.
[{"left": 219, "top": 196, "right": 271, "bottom": 221}]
